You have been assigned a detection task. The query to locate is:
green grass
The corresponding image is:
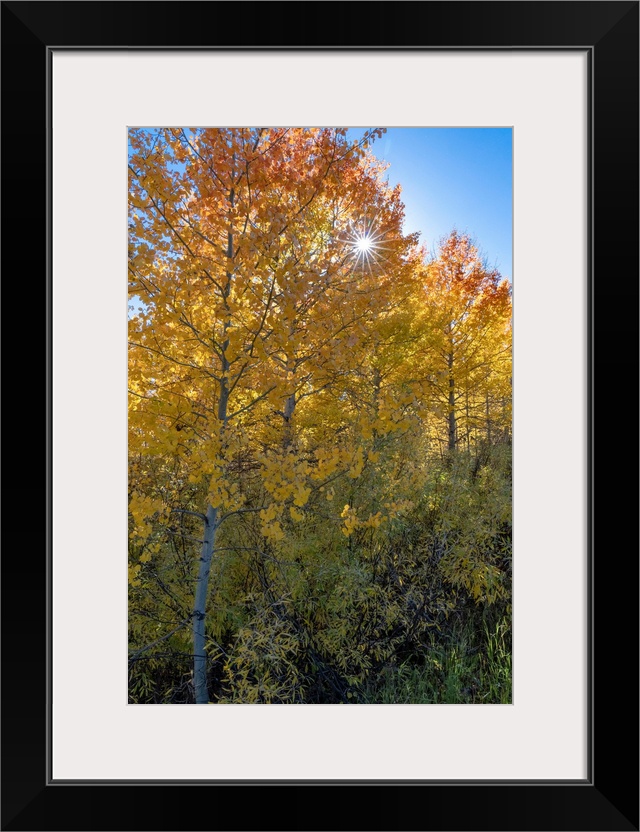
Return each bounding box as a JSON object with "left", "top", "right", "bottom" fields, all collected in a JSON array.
[
  {"left": 477, "top": 617, "right": 512, "bottom": 703},
  {"left": 360, "top": 617, "right": 511, "bottom": 704}
]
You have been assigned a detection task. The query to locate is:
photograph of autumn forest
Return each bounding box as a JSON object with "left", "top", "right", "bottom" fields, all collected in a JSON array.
[{"left": 128, "top": 127, "right": 512, "bottom": 704}]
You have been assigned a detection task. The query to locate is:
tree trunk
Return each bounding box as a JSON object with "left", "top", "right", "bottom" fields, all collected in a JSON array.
[
  {"left": 192, "top": 188, "right": 234, "bottom": 704},
  {"left": 282, "top": 391, "right": 296, "bottom": 449},
  {"left": 447, "top": 350, "right": 456, "bottom": 452},
  {"left": 193, "top": 503, "right": 219, "bottom": 703},
  {"left": 486, "top": 393, "right": 492, "bottom": 443},
  {"left": 465, "top": 389, "right": 470, "bottom": 451},
  {"left": 192, "top": 329, "right": 229, "bottom": 703}
]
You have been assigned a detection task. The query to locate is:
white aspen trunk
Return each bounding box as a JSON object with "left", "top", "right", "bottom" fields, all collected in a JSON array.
[
  {"left": 447, "top": 350, "right": 456, "bottom": 452},
  {"left": 193, "top": 503, "right": 219, "bottom": 703},
  {"left": 192, "top": 178, "right": 234, "bottom": 703},
  {"left": 282, "top": 391, "right": 296, "bottom": 449},
  {"left": 486, "top": 393, "right": 492, "bottom": 443}
]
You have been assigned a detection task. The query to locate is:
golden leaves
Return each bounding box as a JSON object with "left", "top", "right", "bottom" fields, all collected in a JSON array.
[
  {"left": 129, "top": 492, "right": 164, "bottom": 543},
  {"left": 292, "top": 486, "right": 311, "bottom": 508},
  {"left": 340, "top": 504, "right": 358, "bottom": 537},
  {"left": 289, "top": 506, "right": 305, "bottom": 522}
]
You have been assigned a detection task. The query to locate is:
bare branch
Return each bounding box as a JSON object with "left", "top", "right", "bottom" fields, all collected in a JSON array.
[
  {"left": 170, "top": 509, "right": 208, "bottom": 523},
  {"left": 128, "top": 617, "right": 192, "bottom": 663},
  {"left": 218, "top": 507, "right": 266, "bottom": 526}
]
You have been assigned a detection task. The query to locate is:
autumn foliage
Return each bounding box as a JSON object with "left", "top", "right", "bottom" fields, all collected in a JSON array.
[{"left": 128, "top": 128, "right": 512, "bottom": 704}]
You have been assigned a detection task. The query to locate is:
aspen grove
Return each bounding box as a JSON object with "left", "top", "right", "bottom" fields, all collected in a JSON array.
[{"left": 128, "top": 128, "right": 512, "bottom": 704}]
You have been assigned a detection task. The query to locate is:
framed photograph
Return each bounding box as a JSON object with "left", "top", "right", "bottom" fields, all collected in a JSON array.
[{"left": 3, "top": 2, "right": 637, "bottom": 830}]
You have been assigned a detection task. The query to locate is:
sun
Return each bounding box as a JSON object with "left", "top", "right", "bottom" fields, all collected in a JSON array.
[
  {"left": 353, "top": 235, "right": 374, "bottom": 255},
  {"left": 337, "top": 214, "right": 398, "bottom": 273}
]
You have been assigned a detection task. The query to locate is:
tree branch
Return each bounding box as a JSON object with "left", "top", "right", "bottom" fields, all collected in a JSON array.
[
  {"left": 170, "top": 509, "right": 208, "bottom": 523},
  {"left": 128, "top": 617, "right": 193, "bottom": 663}
]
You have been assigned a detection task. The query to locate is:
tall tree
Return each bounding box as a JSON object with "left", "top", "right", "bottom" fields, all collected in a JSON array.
[
  {"left": 128, "top": 127, "right": 418, "bottom": 702},
  {"left": 418, "top": 230, "right": 512, "bottom": 454}
]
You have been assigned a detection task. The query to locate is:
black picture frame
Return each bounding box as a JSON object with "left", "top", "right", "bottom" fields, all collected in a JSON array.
[{"left": 2, "top": 2, "right": 638, "bottom": 830}]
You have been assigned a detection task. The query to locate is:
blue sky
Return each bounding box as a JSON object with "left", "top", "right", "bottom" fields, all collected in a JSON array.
[{"left": 349, "top": 127, "right": 513, "bottom": 282}]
